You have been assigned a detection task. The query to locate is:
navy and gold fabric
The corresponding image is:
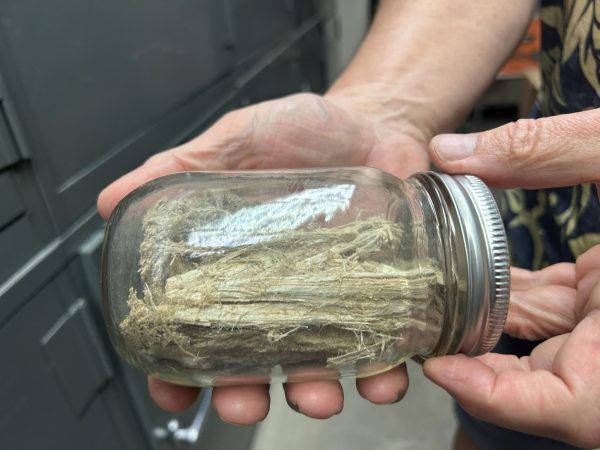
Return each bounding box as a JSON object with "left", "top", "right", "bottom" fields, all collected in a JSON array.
[{"left": 500, "top": 0, "right": 600, "bottom": 270}]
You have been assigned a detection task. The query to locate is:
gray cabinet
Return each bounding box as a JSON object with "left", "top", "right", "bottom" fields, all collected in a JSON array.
[
  {"left": 0, "top": 281, "right": 145, "bottom": 450},
  {"left": 0, "top": 0, "right": 232, "bottom": 230},
  {"left": 0, "top": 164, "right": 55, "bottom": 286},
  {"left": 0, "top": 1, "right": 332, "bottom": 448},
  {"left": 238, "top": 27, "right": 326, "bottom": 105},
  {"left": 0, "top": 171, "right": 42, "bottom": 282},
  {"left": 225, "top": 0, "right": 299, "bottom": 61}
]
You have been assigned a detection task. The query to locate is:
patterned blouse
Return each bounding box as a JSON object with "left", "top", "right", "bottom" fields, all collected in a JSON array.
[{"left": 500, "top": 0, "right": 600, "bottom": 269}]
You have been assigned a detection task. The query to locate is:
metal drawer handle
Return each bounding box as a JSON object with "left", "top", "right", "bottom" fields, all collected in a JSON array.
[{"left": 153, "top": 389, "right": 212, "bottom": 446}]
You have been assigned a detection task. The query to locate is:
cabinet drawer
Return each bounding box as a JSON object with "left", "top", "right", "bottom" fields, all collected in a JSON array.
[
  {"left": 0, "top": 214, "right": 40, "bottom": 283},
  {"left": 0, "top": 283, "right": 138, "bottom": 450},
  {"left": 225, "top": 0, "right": 300, "bottom": 61},
  {"left": 0, "top": 0, "right": 233, "bottom": 230},
  {"left": 0, "top": 101, "right": 23, "bottom": 170},
  {"left": 0, "top": 171, "right": 24, "bottom": 229},
  {"left": 0, "top": 169, "right": 49, "bottom": 284},
  {"left": 239, "top": 27, "right": 326, "bottom": 104}
]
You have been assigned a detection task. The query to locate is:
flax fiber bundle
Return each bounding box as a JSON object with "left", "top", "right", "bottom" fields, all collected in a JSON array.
[{"left": 120, "top": 191, "right": 444, "bottom": 379}]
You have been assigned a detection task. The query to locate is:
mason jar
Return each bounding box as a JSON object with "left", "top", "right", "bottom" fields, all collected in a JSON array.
[{"left": 101, "top": 167, "right": 510, "bottom": 387}]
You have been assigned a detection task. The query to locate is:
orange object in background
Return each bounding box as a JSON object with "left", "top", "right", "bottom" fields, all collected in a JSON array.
[{"left": 499, "top": 16, "right": 541, "bottom": 77}]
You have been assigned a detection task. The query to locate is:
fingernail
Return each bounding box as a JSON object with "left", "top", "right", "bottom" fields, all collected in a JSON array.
[
  {"left": 286, "top": 399, "right": 300, "bottom": 413},
  {"left": 391, "top": 391, "right": 406, "bottom": 404},
  {"left": 432, "top": 134, "right": 477, "bottom": 161},
  {"left": 217, "top": 413, "right": 235, "bottom": 425}
]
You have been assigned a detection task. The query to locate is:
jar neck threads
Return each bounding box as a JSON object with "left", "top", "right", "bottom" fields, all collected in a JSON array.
[{"left": 415, "top": 172, "right": 510, "bottom": 357}]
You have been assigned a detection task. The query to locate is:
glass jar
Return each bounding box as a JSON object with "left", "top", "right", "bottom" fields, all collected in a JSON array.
[{"left": 101, "top": 167, "right": 509, "bottom": 387}]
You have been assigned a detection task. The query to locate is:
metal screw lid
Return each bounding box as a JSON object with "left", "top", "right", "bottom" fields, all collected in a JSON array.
[{"left": 435, "top": 174, "right": 511, "bottom": 356}]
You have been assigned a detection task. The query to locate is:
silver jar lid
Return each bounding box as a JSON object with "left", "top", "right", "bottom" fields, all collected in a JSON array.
[{"left": 425, "top": 173, "right": 511, "bottom": 356}]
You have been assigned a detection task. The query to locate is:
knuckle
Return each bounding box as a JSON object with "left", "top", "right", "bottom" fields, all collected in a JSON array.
[
  {"left": 144, "top": 150, "right": 169, "bottom": 165},
  {"left": 216, "top": 108, "right": 256, "bottom": 143},
  {"left": 485, "top": 118, "right": 543, "bottom": 165},
  {"left": 219, "top": 108, "right": 245, "bottom": 128}
]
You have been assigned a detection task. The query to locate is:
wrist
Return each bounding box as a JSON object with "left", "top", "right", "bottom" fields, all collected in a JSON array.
[{"left": 325, "top": 82, "right": 437, "bottom": 146}]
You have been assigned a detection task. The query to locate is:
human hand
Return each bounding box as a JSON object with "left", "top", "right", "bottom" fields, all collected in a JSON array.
[
  {"left": 427, "top": 108, "right": 600, "bottom": 195},
  {"left": 424, "top": 109, "right": 600, "bottom": 447},
  {"left": 98, "top": 92, "right": 430, "bottom": 425}
]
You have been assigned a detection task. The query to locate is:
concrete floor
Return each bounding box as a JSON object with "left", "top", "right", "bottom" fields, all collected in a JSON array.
[{"left": 250, "top": 361, "right": 456, "bottom": 450}]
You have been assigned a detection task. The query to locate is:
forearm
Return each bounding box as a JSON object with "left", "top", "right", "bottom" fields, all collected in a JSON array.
[{"left": 327, "top": 0, "right": 537, "bottom": 141}]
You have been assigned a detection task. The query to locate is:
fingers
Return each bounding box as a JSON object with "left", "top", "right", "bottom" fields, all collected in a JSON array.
[
  {"left": 355, "top": 364, "right": 409, "bottom": 404},
  {"left": 212, "top": 385, "right": 270, "bottom": 425},
  {"left": 283, "top": 380, "right": 344, "bottom": 419},
  {"left": 281, "top": 365, "right": 409, "bottom": 419},
  {"left": 148, "top": 378, "right": 342, "bottom": 424},
  {"left": 504, "top": 264, "right": 577, "bottom": 340},
  {"left": 510, "top": 263, "right": 576, "bottom": 291},
  {"left": 575, "top": 244, "right": 600, "bottom": 281},
  {"left": 148, "top": 377, "right": 201, "bottom": 412},
  {"left": 425, "top": 316, "right": 600, "bottom": 449},
  {"left": 97, "top": 151, "right": 187, "bottom": 220},
  {"left": 575, "top": 269, "right": 600, "bottom": 319},
  {"left": 148, "top": 378, "right": 270, "bottom": 425},
  {"left": 506, "top": 285, "right": 577, "bottom": 340},
  {"left": 214, "top": 367, "right": 408, "bottom": 422},
  {"left": 428, "top": 108, "right": 600, "bottom": 189},
  {"left": 151, "top": 371, "right": 406, "bottom": 423},
  {"left": 574, "top": 245, "right": 600, "bottom": 319},
  {"left": 423, "top": 354, "right": 574, "bottom": 443}
]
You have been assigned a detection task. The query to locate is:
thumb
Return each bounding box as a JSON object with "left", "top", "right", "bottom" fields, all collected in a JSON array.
[
  {"left": 429, "top": 109, "right": 600, "bottom": 190},
  {"left": 422, "top": 354, "right": 575, "bottom": 443}
]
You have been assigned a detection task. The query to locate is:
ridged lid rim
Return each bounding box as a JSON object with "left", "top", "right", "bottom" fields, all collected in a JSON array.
[
  {"left": 424, "top": 172, "right": 511, "bottom": 356},
  {"left": 457, "top": 175, "right": 511, "bottom": 355}
]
